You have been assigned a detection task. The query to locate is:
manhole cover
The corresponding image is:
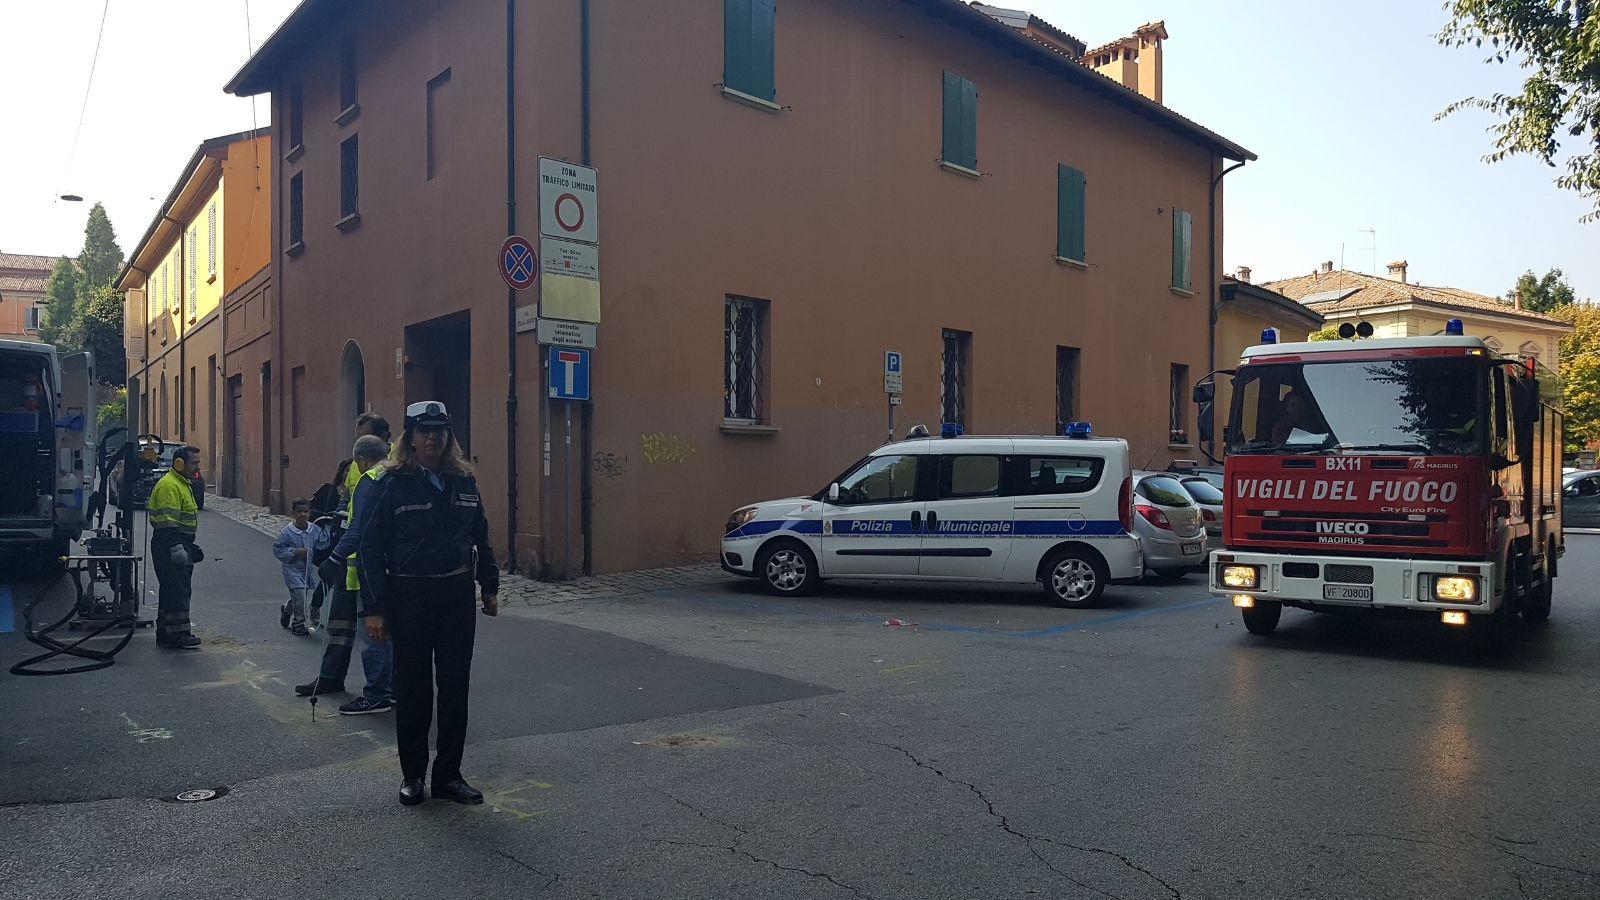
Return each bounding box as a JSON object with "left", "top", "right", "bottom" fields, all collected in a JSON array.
[{"left": 174, "top": 788, "right": 222, "bottom": 802}]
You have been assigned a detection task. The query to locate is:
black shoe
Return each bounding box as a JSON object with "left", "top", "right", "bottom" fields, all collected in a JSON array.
[
  {"left": 280, "top": 602, "right": 291, "bottom": 629},
  {"left": 432, "top": 779, "right": 483, "bottom": 805},
  {"left": 294, "top": 677, "right": 345, "bottom": 697},
  {"left": 159, "top": 634, "right": 202, "bottom": 650},
  {"left": 290, "top": 623, "right": 311, "bottom": 637},
  {"left": 399, "top": 778, "right": 426, "bottom": 806}
]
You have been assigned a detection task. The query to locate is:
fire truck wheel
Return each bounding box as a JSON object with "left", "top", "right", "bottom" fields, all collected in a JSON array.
[{"left": 1240, "top": 601, "right": 1282, "bottom": 635}]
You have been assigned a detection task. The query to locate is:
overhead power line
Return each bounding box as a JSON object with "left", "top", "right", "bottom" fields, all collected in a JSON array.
[{"left": 64, "top": 0, "right": 113, "bottom": 181}]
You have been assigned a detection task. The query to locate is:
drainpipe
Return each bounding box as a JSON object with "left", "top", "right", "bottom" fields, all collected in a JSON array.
[
  {"left": 1208, "top": 157, "right": 1246, "bottom": 458},
  {"left": 579, "top": 0, "right": 593, "bottom": 575},
  {"left": 504, "top": 0, "right": 520, "bottom": 572}
]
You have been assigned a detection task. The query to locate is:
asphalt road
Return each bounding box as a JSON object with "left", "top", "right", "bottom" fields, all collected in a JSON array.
[{"left": 2, "top": 513, "right": 1597, "bottom": 899}]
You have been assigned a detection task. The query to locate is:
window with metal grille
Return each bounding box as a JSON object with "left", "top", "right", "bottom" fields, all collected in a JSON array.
[
  {"left": 339, "top": 136, "right": 359, "bottom": 220},
  {"left": 723, "top": 297, "right": 768, "bottom": 424},
  {"left": 287, "top": 84, "right": 304, "bottom": 150},
  {"left": 288, "top": 173, "right": 304, "bottom": 248},
  {"left": 187, "top": 227, "right": 198, "bottom": 319},
  {"left": 1055, "top": 346, "right": 1080, "bottom": 435},
  {"left": 207, "top": 203, "right": 217, "bottom": 277},
  {"left": 941, "top": 329, "right": 971, "bottom": 429},
  {"left": 339, "top": 36, "right": 358, "bottom": 113},
  {"left": 1170, "top": 363, "right": 1189, "bottom": 443}
]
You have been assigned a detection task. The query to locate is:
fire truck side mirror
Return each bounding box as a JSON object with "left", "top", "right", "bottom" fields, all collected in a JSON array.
[{"left": 1192, "top": 382, "right": 1215, "bottom": 404}]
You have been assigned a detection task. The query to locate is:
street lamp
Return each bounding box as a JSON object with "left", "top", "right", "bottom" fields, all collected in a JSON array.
[{"left": 59, "top": 194, "right": 84, "bottom": 202}]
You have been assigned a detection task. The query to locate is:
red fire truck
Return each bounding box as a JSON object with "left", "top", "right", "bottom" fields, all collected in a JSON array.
[{"left": 1202, "top": 321, "right": 1563, "bottom": 636}]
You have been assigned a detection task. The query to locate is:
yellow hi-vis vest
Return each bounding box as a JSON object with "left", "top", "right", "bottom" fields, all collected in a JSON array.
[
  {"left": 148, "top": 470, "right": 199, "bottom": 539},
  {"left": 345, "top": 465, "right": 386, "bottom": 590}
]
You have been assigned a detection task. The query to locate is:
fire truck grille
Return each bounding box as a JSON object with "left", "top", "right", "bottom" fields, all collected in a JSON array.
[{"left": 1325, "top": 564, "right": 1375, "bottom": 585}]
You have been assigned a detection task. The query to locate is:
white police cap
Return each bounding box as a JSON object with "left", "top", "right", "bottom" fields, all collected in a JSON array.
[{"left": 405, "top": 401, "right": 451, "bottom": 429}]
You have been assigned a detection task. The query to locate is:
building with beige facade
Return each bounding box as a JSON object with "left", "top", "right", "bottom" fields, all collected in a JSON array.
[
  {"left": 225, "top": 0, "right": 1253, "bottom": 575},
  {"left": 1265, "top": 261, "right": 1572, "bottom": 372},
  {"left": 118, "top": 129, "right": 272, "bottom": 489},
  {"left": 0, "top": 253, "right": 56, "bottom": 338}
]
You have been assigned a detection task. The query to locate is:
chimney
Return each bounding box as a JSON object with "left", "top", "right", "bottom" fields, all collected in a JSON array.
[
  {"left": 1514, "top": 289, "right": 1523, "bottom": 310},
  {"left": 1134, "top": 22, "right": 1166, "bottom": 105},
  {"left": 1235, "top": 265, "right": 1252, "bottom": 283},
  {"left": 1320, "top": 260, "right": 1334, "bottom": 274},
  {"left": 1386, "top": 260, "right": 1408, "bottom": 284},
  {"left": 1087, "top": 22, "right": 1167, "bottom": 105}
]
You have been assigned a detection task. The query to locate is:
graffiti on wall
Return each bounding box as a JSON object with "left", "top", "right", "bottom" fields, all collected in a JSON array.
[
  {"left": 641, "top": 433, "right": 695, "bottom": 464},
  {"left": 592, "top": 451, "right": 627, "bottom": 481}
]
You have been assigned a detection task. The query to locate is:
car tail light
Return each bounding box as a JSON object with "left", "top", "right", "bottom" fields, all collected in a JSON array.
[
  {"left": 1136, "top": 504, "right": 1172, "bottom": 530},
  {"left": 1118, "top": 477, "right": 1133, "bottom": 532}
]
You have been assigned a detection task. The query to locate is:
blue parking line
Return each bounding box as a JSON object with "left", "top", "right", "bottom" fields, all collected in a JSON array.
[
  {"left": 0, "top": 586, "right": 14, "bottom": 634},
  {"left": 648, "top": 589, "right": 1219, "bottom": 639}
]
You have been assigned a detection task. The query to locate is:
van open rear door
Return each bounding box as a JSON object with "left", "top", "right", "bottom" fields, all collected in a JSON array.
[{"left": 56, "top": 351, "right": 96, "bottom": 535}]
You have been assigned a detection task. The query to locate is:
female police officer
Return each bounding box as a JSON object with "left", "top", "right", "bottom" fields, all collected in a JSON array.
[{"left": 359, "top": 401, "right": 498, "bottom": 806}]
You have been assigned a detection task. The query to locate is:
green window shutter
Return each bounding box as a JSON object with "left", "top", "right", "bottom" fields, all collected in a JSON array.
[
  {"left": 1057, "top": 165, "right": 1086, "bottom": 262},
  {"left": 724, "top": 0, "right": 775, "bottom": 101},
  {"left": 1172, "top": 209, "right": 1192, "bottom": 291},
  {"left": 942, "top": 71, "right": 977, "bottom": 169}
]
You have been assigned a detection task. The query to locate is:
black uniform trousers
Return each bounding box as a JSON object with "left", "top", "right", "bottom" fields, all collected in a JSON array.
[
  {"left": 388, "top": 572, "right": 477, "bottom": 783},
  {"left": 150, "top": 532, "right": 194, "bottom": 643}
]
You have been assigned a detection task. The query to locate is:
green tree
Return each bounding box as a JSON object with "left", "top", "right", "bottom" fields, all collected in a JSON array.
[
  {"left": 1508, "top": 268, "right": 1578, "bottom": 312},
  {"left": 1308, "top": 327, "right": 1342, "bottom": 342},
  {"left": 1550, "top": 302, "right": 1600, "bottom": 450},
  {"left": 97, "top": 387, "right": 127, "bottom": 431},
  {"left": 38, "top": 257, "right": 79, "bottom": 345},
  {"left": 1437, "top": 1, "right": 1600, "bottom": 221},
  {"left": 78, "top": 202, "right": 124, "bottom": 291},
  {"left": 66, "top": 285, "right": 127, "bottom": 386}
]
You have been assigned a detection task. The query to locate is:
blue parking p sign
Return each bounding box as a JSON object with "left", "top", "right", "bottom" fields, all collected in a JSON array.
[
  {"left": 884, "top": 350, "right": 903, "bottom": 394},
  {"left": 550, "top": 347, "right": 591, "bottom": 401}
]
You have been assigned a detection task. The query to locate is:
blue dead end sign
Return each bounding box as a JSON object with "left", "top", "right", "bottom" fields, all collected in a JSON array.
[{"left": 500, "top": 235, "right": 538, "bottom": 291}]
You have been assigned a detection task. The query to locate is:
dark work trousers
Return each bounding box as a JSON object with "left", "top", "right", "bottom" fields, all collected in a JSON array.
[
  {"left": 388, "top": 573, "right": 477, "bottom": 783},
  {"left": 150, "top": 536, "right": 194, "bottom": 643},
  {"left": 317, "top": 583, "right": 359, "bottom": 685}
]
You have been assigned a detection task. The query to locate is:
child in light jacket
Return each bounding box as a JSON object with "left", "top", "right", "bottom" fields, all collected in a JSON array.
[{"left": 274, "top": 498, "right": 330, "bottom": 636}]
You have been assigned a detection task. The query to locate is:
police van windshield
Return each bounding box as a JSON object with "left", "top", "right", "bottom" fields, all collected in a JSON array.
[{"left": 1228, "top": 357, "right": 1484, "bottom": 456}]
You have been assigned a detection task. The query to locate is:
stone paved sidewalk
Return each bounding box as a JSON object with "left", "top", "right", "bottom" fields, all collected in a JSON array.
[{"left": 201, "top": 494, "right": 724, "bottom": 607}]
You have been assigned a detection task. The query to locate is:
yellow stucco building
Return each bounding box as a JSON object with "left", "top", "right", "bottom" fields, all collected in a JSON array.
[
  {"left": 1264, "top": 261, "right": 1572, "bottom": 372},
  {"left": 118, "top": 128, "right": 272, "bottom": 482}
]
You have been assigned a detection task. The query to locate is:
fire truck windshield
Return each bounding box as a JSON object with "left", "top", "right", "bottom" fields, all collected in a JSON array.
[{"left": 1228, "top": 357, "right": 1484, "bottom": 456}]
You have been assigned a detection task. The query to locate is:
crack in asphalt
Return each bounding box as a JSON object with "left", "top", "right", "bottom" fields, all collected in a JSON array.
[
  {"left": 1340, "top": 831, "right": 1600, "bottom": 880},
  {"left": 491, "top": 848, "right": 561, "bottom": 891},
  {"left": 652, "top": 788, "right": 874, "bottom": 899},
  {"left": 867, "top": 741, "right": 1181, "bottom": 900}
]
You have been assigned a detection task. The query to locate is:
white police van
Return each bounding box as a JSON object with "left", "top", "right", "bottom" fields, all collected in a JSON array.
[{"left": 721, "top": 427, "right": 1141, "bottom": 606}]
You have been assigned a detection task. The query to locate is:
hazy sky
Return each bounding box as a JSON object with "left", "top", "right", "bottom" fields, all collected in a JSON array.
[{"left": 4, "top": 0, "right": 1595, "bottom": 300}]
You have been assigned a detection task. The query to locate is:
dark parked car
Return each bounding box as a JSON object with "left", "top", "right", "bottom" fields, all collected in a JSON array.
[{"left": 1565, "top": 471, "right": 1600, "bottom": 529}]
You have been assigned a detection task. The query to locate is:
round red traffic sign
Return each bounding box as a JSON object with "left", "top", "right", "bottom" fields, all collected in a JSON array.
[
  {"left": 554, "top": 193, "right": 585, "bottom": 233},
  {"left": 500, "top": 235, "right": 538, "bottom": 290}
]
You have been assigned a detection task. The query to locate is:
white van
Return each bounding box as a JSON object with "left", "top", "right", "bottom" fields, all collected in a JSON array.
[{"left": 721, "top": 434, "right": 1141, "bottom": 606}]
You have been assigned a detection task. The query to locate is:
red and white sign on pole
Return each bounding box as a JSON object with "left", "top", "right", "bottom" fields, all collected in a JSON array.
[
  {"left": 500, "top": 235, "right": 538, "bottom": 291},
  {"left": 538, "top": 158, "right": 599, "bottom": 245}
]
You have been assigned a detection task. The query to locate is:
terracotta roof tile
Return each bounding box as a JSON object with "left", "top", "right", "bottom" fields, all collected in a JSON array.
[
  {"left": 0, "top": 275, "right": 47, "bottom": 293},
  {"left": 0, "top": 253, "right": 60, "bottom": 274},
  {"left": 1261, "top": 268, "right": 1571, "bottom": 328}
]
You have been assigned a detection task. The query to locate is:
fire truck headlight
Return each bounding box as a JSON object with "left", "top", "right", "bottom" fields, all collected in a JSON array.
[
  {"left": 1221, "top": 565, "right": 1259, "bottom": 589},
  {"left": 1432, "top": 576, "right": 1478, "bottom": 603}
]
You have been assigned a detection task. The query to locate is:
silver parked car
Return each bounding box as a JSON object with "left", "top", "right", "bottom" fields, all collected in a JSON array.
[
  {"left": 1178, "top": 475, "right": 1224, "bottom": 552},
  {"left": 1131, "top": 472, "right": 1207, "bottom": 577}
]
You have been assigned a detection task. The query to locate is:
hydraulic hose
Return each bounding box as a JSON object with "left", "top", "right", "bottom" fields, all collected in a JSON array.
[{"left": 9, "top": 565, "right": 137, "bottom": 676}]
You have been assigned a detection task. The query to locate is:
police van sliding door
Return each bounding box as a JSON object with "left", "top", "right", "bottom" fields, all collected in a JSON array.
[
  {"left": 919, "top": 454, "right": 1013, "bottom": 579},
  {"left": 820, "top": 453, "right": 925, "bottom": 577}
]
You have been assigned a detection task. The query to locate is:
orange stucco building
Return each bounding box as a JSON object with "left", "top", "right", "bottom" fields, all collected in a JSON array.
[
  {"left": 118, "top": 129, "right": 273, "bottom": 489},
  {"left": 226, "top": 0, "right": 1253, "bottom": 575}
]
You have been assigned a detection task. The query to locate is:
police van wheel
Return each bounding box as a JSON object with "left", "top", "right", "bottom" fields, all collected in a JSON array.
[
  {"left": 757, "top": 541, "right": 819, "bottom": 596},
  {"left": 1241, "top": 601, "right": 1282, "bottom": 635},
  {"left": 1042, "top": 550, "right": 1107, "bottom": 608}
]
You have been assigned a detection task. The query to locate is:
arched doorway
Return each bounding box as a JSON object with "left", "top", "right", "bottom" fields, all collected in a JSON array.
[{"left": 337, "top": 341, "right": 366, "bottom": 456}]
